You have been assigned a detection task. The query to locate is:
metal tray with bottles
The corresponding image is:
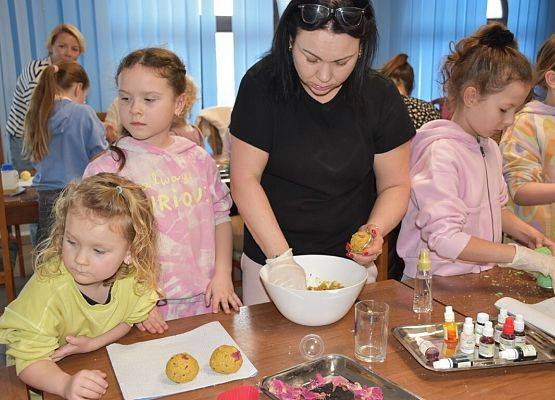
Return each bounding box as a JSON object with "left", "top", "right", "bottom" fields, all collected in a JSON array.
[
  {"left": 259, "top": 354, "right": 421, "bottom": 399},
  {"left": 393, "top": 319, "right": 555, "bottom": 372}
]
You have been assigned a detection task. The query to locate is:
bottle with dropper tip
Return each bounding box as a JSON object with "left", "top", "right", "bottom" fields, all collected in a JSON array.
[{"left": 413, "top": 248, "right": 432, "bottom": 313}]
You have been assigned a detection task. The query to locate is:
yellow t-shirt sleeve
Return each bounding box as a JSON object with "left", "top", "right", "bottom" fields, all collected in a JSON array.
[
  {"left": 124, "top": 288, "right": 159, "bottom": 325},
  {"left": 0, "top": 275, "right": 63, "bottom": 374}
]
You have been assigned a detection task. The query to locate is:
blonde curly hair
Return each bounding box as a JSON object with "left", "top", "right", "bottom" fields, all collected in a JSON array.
[
  {"left": 35, "top": 173, "right": 159, "bottom": 295},
  {"left": 180, "top": 75, "right": 198, "bottom": 121}
]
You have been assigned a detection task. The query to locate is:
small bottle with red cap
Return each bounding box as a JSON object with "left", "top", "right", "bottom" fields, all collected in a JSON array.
[{"left": 499, "top": 316, "right": 516, "bottom": 351}]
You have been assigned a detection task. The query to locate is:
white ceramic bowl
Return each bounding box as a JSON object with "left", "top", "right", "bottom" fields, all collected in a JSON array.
[{"left": 260, "top": 255, "right": 368, "bottom": 326}]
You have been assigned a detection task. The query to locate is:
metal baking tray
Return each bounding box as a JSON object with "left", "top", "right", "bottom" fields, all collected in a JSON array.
[
  {"left": 393, "top": 320, "right": 555, "bottom": 372},
  {"left": 259, "top": 353, "right": 421, "bottom": 399}
]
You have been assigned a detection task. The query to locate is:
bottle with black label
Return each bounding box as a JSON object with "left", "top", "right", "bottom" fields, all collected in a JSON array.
[
  {"left": 475, "top": 312, "right": 489, "bottom": 346},
  {"left": 494, "top": 309, "right": 507, "bottom": 344},
  {"left": 499, "top": 344, "right": 537, "bottom": 361}
]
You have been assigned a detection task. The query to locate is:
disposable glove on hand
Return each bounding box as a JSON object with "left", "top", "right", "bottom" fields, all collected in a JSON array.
[
  {"left": 501, "top": 244, "right": 555, "bottom": 285},
  {"left": 265, "top": 248, "right": 307, "bottom": 290}
]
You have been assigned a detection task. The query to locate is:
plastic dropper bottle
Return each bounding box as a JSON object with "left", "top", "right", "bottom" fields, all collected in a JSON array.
[
  {"left": 443, "top": 306, "right": 458, "bottom": 347},
  {"left": 413, "top": 249, "right": 432, "bottom": 313},
  {"left": 475, "top": 312, "right": 489, "bottom": 346},
  {"left": 415, "top": 337, "right": 440, "bottom": 364},
  {"left": 478, "top": 321, "right": 495, "bottom": 359},
  {"left": 499, "top": 344, "right": 537, "bottom": 361},
  {"left": 499, "top": 316, "right": 516, "bottom": 350},
  {"left": 459, "top": 317, "right": 475, "bottom": 354},
  {"left": 514, "top": 314, "right": 526, "bottom": 345},
  {"left": 494, "top": 308, "right": 508, "bottom": 344}
]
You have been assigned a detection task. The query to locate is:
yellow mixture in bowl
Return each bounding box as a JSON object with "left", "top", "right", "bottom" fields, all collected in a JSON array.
[{"left": 307, "top": 280, "right": 344, "bottom": 290}]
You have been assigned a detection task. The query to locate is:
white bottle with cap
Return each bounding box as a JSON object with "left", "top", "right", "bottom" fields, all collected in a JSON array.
[
  {"left": 499, "top": 344, "right": 537, "bottom": 361},
  {"left": 475, "top": 312, "right": 489, "bottom": 346},
  {"left": 459, "top": 317, "right": 475, "bottom": 354},
  {"left": 478, "top": 321, "right": 495, "bottom": 359},
  {"left": 494, "top": 308, "right": 507, "bottom": 344},
  {"left": 1, "top": 163, "right": 19, "bottom": 195},
  {"left": 514, "top": 314, "right": 526, "bottom": 345}
]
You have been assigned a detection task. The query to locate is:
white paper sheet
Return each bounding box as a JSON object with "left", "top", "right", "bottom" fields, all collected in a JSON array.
[
  {"left": 107, "top": 321, "right": 258, "bottom": 399},
  {"left": 494, "top": 297, "right": 555, "bottom": 337}
]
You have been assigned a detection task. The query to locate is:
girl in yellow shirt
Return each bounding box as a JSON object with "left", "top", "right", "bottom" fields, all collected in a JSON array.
[{"left": 0, "top": 173, "right": 160, "bottom": 399}]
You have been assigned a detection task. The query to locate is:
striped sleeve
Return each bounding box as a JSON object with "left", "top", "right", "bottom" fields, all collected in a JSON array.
[{"left": 5, "top": 58, "right": 51, "bottom": 138}]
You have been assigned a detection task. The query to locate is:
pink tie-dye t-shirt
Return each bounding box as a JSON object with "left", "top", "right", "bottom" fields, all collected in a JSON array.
[{"left": 84, "top": 136, "right": 231, "bottom": 320}]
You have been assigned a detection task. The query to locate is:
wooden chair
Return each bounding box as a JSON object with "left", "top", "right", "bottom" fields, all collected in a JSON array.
[
  {"left": 375, "top": 234, "right": 389, "bottom": 282},
  {"left": 0, "top": 129, "right": 25, "bottom": 280},
  {"left": 0, "top": 169, "right": 16, "bottom": 303}
]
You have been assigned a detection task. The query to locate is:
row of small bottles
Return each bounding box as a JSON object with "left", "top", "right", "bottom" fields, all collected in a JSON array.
[
  {"left": 415, "top": 306, "right": 537, "bottom": 368},
  {"left": 443, "top": 306, "right": 526, "bottom": 357}
]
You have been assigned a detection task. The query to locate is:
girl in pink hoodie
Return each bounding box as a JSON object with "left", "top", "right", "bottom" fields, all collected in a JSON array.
[
  {"left": 84, "top": 48, "right": 241, "bottom": 330},
  {"left": 398, "top": 24, "right": 555, "bottom": 286},
  {"left": 501, "top": 35, "right": 555, "bottom": 239}
]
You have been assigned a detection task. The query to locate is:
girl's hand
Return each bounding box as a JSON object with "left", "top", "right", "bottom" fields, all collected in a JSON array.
[
  {"left": 51, "top": 336, "right": 96, "bottom": 362},
  {"left": 136, "top": 307, "right": 168, "bottom": 334},
  {"left": 205, "top": 272, "right": 242, "bottom": 314},
  {"left": 346, "top": 224, "right": 384, "bottom": 268},
  {"left": 63, "top": 369, "right": 107, "bottom": 400},
  {"left": 524, "top": 227, "right": 555, "bottom": 253}
]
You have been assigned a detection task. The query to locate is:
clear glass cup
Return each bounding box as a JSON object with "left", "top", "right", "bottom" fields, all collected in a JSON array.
[{"left": 354, "top": 300, "right": 389, "bottom": 362}]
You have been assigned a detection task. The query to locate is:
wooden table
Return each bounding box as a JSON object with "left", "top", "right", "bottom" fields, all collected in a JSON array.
[
  {"left": 402, "top": 267, "right": 553, "bottom": 318},
  {"left": 4, "top": 187, "right": 38, "bottom": 226},
  {"left": 39, "top": 279, "right": 554, "bottom": 400}
]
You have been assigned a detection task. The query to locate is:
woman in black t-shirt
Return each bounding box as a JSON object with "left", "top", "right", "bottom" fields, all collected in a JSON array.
[{"left": 230, "top": 0, "right": 415, "bottom": 305}]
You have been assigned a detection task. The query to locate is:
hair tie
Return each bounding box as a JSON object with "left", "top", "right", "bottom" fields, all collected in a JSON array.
[
  {"left": 480, "top": 28, "right": 514, "bottom": 48},
  {"left": 115, "top": 186, "right": 123, "bottom": 195},
  {"left": 52, "top": 64, "right": 59, "bottom": 73}
]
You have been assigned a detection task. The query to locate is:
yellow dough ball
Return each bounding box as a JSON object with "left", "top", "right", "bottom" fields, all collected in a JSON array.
[
  {"left": 349, "top": 231, "right": 373, "bottom": 253},
  {"left": 165, "top": 353, "right": 199, "bottom": 383},
  {"left": 209, "top": 345, "right": 243, "bottom": 374},
  {"left": 20, "top": 170, "right": 31, "bottom": 181}
]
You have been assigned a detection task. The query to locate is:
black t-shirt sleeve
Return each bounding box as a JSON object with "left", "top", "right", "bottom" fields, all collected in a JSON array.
[
  {"left": 372, "top": 77, "right": 415, "bottom": 154},
  {"left": 229, "top": 70, "right": 273, "bottom": 153}
]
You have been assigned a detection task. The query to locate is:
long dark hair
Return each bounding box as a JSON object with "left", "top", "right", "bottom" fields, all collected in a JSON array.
[{"left": 260, "top": 0, "right": 378, "bottom": 108}]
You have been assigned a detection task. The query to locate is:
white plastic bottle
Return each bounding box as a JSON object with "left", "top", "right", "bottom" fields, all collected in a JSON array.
[
  {"left": 475, "top": 312, "right": 489, "bottom": 346},
  {"left": 494, "top": 309, "right": 507, "bottom": 344},
  {"left": 1, "top": 163, "right": 19, "bottom": 194},
  {"left": 459, "top": 317, "right": 475, "bottom": 354},
  {"left": 413, "top": 249, "right": 432, "bottom": 313}
]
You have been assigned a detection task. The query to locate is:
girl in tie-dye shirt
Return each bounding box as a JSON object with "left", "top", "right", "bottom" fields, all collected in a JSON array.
[
  {"left": 85, "top": 48, "right": 242, "bottom": 328},
  {"left": 501, "top": 35, "right": 555, "bottom": 239}
]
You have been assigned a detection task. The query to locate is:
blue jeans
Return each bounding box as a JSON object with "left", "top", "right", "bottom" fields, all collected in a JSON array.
[{"left": 8, "top": 135, "right": 33, "bottom": 171}]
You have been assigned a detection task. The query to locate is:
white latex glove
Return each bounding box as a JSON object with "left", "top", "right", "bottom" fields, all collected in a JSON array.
[
  {"left": 265, "top": 248, "right": 307, "bottom": 290},
  {"left": 501, "top": 244, "right": 555, "bottom": 291}
]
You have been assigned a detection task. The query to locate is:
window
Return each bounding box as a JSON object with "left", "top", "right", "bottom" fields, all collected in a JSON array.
[
  {"left": 487, "top": 0, "right": 508, "bottom": 26},
  {"left": 214, "top": 0, "right": 235, "bottom": 106}
]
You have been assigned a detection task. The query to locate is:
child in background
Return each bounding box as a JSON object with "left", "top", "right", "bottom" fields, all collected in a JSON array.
[
  {"left": 85, "top": 48, "right": 240, "bottom": 331},
  {"left": 23, "top": 62, "right": 108, "bottom": 246},
  {"left": 397, "top": 23, "right": 555, "bottom": 286},
  {"left": 0, "top": 173, "right": 159, "bottom": 399},
  {"left": 500, "top": 34, "right": 555, "bottom": 239},
  {"left": 380, "top": 53, "right": 440, "bottom": 130}
]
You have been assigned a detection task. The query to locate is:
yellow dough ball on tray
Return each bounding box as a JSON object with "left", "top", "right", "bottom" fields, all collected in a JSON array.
[
  {"left": 20, "top": 170, "right": 32, "bottom": 181},
  {"left": 166, "top": 353, "right": 200, "bottom": 383},
  {"left": 210, "top": 345, "right": 243, "bottom": 374}
]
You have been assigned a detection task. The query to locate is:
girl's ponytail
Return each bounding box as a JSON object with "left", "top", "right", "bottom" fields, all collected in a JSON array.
[
  {"left": 23, "top": 65, "right": 58, "bottom": 163},
  {"left": 23, "top": 62, "right": 89, "bottom": 163}
]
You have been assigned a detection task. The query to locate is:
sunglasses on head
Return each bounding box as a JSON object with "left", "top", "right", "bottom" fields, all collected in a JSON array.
[{"left": 298, "top": 4, "right": 368, "bottom": 28}]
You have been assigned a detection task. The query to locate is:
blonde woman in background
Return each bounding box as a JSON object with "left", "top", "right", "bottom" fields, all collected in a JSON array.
[{"left": 6, "top": 23, "right": 86, "bottom": 171}]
